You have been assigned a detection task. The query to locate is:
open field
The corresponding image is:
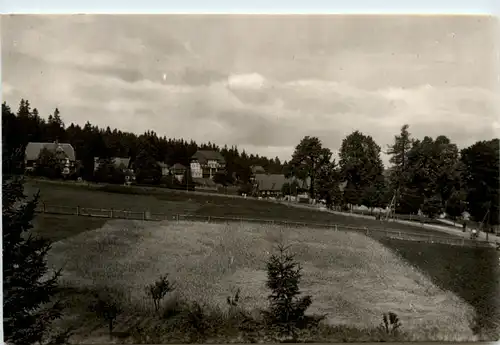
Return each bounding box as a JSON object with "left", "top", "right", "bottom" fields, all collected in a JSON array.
[
  {"left": 28, "top": 179, "right": 499, "bottom": 341},
  {"left": 379, "top": 238, "right": 500, "bottom": 339},
  {"left": 46, "top": 220, "right": 477, "bottom": 343},
  {"left": 26, "top": 179, "right": 459, "bottom": 239}
]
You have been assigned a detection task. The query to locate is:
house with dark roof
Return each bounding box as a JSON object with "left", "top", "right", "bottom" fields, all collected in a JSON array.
[
  {"left": 254, "top": 174, "right": 287, "bottom": 197},
  {"left": 253, "top": 174, "right": 311, "bottom": 198},
  {"left": 190, "top": 150, "right": 226, "bottom": 179},
  {"left": 170, "top": 163, "right": 187, "bottom": 182},
  {"left": 25, "top": 141, "right": 76, "bottom": 175},
  {"left": 250, "top": 165, "right": 266, "bottom": 174}
]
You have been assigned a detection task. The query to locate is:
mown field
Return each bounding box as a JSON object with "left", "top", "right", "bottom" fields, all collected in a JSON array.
[
  {"left": 27, "top": 179, "right": 500, "bottom": 341},
  {"left": 46, "top": 220, "right": 476, "bottom": 343}
]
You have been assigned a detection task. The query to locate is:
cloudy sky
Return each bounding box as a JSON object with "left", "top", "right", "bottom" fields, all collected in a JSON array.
[{"left": 2, "top": 15, "right": 499, "bottom": 165}]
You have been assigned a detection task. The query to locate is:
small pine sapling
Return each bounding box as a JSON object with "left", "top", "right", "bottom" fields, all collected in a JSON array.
[{"left": 264, "top": 242, "right": 313, "bottom": 340}]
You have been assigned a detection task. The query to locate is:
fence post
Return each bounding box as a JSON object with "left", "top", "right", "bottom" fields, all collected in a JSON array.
[
  {"left": 461, "top": 238, "right": 465, "bottom": 246},
  {"left": 43, "top": 202, "right": 46, "bottom": 213},
  {"left": 365, "top": 227, "right": 368, "bottom": 235},
  {"left": 76, "top": 206, "right": 80, "bottom": 216},
  {"left": 334, "top": 225, "right": 338, "bottom": 231},
  {"left": 208, "top": 216, "right": 211, "bottom": 223},
  {"left": 110, "top": 208, "right": 113, "bottom": 218},
  {"left": 143, "top": 211, "right": 146, "bottom": 221},
  {"left": 398, "top": 231, "right": 401, "bottom": 237}
]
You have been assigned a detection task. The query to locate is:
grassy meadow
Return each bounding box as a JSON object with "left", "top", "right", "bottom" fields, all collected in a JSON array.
[
  {"left": 26, "top": 179, "right": 499, "bottom": 342},
  {"left": 46, "top": 220, "right": 477, "bottom": 343},
  {"left": 26, "top": 179, "right": 457, "bottom": 238}
]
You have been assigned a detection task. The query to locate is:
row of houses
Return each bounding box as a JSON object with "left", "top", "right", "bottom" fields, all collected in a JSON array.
[
  {"left": 24, "top": 142, "right": 229, "bottom": 184},
  {"left": 24, "top": 141, "right": 349, "bottom": 199}
]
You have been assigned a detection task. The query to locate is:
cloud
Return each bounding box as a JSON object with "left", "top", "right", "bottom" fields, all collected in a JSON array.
[
  {"left": 227, "top": 73, "right": 267, "bottom": 90},
  {"left": 2, "top": 15, "right": 498, "bottom": 166}
]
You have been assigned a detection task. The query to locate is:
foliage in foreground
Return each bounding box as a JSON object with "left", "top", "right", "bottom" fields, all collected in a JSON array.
[
  {"left": 2, "top": 174, "right": 62, "bottom": 345},
  {"left": 69, "top": 244, "right": 408, "bottom": 344}
]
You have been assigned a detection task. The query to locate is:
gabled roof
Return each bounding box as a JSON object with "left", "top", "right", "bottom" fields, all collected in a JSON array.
[
  {"left": 26, "top": 142, "right": 75, "bottom": 161},
  {"left": 191, "top": 150, "right": 226, "bottom": 164},
  {"left": 254, "top": 174, "right": 287, "bottom": 192},
  {"left": 251, "top": 165, "right": 266, "bottom": 174},
  {"left": 171, "top": 163, "right": 186, "bottom": 171}
]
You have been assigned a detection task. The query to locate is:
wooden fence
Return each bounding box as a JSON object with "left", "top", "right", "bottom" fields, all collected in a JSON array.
[{"left": 35, "top": 203, "right": 494, "bottom": 248}]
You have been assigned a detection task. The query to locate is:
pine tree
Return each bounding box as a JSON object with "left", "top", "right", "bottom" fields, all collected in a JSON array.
[
  {"left": 264, "top": 243, "right": 313, "bottom": 340},
  {"left": 2, "top": 175, "right": 62, "bottom": 344},
  {"left": 387, "top": 124, "right": 413, "bottom": 208}
]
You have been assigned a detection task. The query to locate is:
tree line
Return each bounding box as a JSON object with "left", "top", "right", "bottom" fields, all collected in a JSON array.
[
  {"left": 285, "top": 126, "right": 499, "bottom": 229},
  {"left": 2, "top": 99, "right": 285, "bottom": 185},
  {"left": 2, "top": 98, "right": 499, "bottom": 227}
]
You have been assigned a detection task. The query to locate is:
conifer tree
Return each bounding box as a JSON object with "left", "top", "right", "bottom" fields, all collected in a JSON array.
[
  {"left": 264, "top": 243, "right": 313, "bottom": 339},
  {"left": 3, "top": 172, "right": 62, "bottom": 344}
]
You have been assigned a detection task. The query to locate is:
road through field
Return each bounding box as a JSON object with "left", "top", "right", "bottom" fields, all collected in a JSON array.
[{"left": 276, "top": 201, "right": 498, "bottom": 247}]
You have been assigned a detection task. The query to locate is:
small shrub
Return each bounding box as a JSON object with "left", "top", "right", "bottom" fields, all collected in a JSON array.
[
  {"left": 378, "top": 312, "right": 402, "bottom": 336},
  {"left": 89, "top": 287, "right": 124, "bottom": 340},
  {"left": 146, "top": 274, "right": 175, "bottom": 314},
  {"left": 263, "top": 242, "right": 318, "bottom": 341}
]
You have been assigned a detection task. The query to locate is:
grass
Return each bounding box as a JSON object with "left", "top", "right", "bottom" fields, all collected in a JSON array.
[
  {"left": 33, "top": 214, "right": 108, "bottom": 242},
  {"left": 27, "top": 179, "right": 499, "bottom": 341},
  {"left": 27, "top": 179, "right": 458, "bottom": 239},
  {"left": 45, "top": 220, "right": 476, "bottom": 343},
  {"left": 379, "top": 238, "right": 500, "bottom": 340}
]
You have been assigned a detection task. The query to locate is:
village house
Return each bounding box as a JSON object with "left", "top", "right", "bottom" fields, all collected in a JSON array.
[
  {"left": 253, "top": 173, "right": 287, "bottom": 197},
  {"left": 25, "top": 141, "right": 76, "bottom": 176},
  {"left": 170, "top": 163, "right": 187, "bottom": 182},
  {"left": 190, "top": 150, "right": 226, "bottom": 180},
  {"left": 250, "top": 165, "right": 266, "bottom": 175},
  {"left": 157, "top": 162, "right": 170, "bottom": 176},
  {"left": 253, "top": 173, "right": 310, "bottom": 198}
]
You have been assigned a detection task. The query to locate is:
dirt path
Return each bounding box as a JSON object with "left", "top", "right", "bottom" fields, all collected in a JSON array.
[{"left": 277, "top": 201, "right": 497, "bottom": 247}]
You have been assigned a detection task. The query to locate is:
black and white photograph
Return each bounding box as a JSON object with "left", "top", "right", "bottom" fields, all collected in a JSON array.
[{"left": 2, "top": 14, "right": 499, "bottom": 344}]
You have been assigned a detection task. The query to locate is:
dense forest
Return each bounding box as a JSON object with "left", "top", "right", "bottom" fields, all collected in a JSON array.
[{"left": 2, "top": 99, "right": 285, "bottom": 184}]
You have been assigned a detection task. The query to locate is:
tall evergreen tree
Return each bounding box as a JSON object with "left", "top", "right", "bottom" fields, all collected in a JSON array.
[
  {"left": 3, "top": 174, "right": 62, "bottom": 344},
  {"left": 386, "top": 124, "right": 413, "bottom": 210}
]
